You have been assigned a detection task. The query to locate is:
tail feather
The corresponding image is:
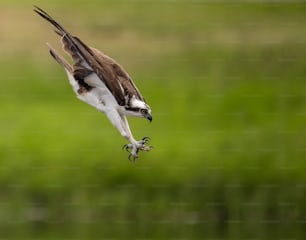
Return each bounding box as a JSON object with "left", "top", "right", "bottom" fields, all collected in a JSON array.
[
  {"left": 34, "top": 6, "right": 94, "bottom": 68},
  {"left": 34, "top": 5, "right": 67, "bottom": 37}
]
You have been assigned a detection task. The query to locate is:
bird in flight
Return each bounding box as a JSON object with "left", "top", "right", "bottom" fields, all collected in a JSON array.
[{"left": 34, "top": 6, "right": 153, "bottom": 161}]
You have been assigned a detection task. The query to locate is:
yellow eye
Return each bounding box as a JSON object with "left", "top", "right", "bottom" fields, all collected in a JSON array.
[{"left": 140, "top": 109, "right": 147, "bottom": 114}]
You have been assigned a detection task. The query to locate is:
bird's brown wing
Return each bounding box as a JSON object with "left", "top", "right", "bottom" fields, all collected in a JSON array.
[{"left": 34, "top": 6, "right": 145, "bottom": 106}]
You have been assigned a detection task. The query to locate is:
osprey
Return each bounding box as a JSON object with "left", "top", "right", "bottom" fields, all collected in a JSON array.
[{"left": 34, "top": 6, "right": 152, "bottom": 160}]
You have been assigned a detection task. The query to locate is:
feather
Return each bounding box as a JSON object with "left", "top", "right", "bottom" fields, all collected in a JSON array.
[{"left": 34, "top": 5, "right": 145, "bottom": 107}]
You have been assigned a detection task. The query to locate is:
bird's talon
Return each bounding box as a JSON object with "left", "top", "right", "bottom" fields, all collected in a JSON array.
[
  {"left": 128, "top": 153, "right": 138, "bottom": 162},
  {"left": 142, "top": 137, "right": 150, "bottom": 143},
  {"left": 122, "top": 144, "right": 131, "bottom": 152},
  {"left": 123, "top": 137, "right": 152, "bottom": 161}
]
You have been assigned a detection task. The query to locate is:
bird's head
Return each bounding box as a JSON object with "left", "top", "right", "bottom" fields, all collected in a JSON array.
[
  {"left": 140, "top": 107, "right": 152, "bottom": 122},
  {"left": 127, "top": 98, "right": 152, "bottom": 122}
]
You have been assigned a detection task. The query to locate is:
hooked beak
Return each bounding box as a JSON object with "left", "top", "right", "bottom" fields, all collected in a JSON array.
[{"left": 146, "top": 114, "right": 153, "bottom": 122}]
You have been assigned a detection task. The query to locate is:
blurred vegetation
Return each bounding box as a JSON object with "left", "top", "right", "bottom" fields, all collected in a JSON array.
[{"left": 1, "top": 1, "right": 306, "bottom": 239}]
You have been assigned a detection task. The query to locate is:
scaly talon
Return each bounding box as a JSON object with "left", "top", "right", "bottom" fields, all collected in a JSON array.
[
  {"left": 122, "top": 144, "right": 132, "bottom": 152},
  {"left": 128, "top": 152, "right": 138, "bottom": 162},
  {"left": 142, "top": 137, "right": 150, "bottom": 143},
  {"left": 122, "top": 137, "right": 153, "bottom": 160}
]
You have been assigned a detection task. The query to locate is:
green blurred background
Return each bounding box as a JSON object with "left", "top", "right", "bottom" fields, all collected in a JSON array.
[{"left": 1, "top": 0, "right": 306, "bottom": 239}]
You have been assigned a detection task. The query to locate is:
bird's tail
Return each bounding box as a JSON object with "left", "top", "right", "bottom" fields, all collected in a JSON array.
[
  {"left": 34, "top": 5, "right": 95, "bottom": 68},
  {"left": 34, "top": 5, "right": 68, "bottom": 37}
]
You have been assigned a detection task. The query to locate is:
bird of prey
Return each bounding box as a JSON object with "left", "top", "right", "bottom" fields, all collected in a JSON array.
[{"left": 34, "top": 6, "right": 152, "bottom": 160}]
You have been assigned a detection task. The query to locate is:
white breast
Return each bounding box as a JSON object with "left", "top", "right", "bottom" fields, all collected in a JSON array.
[{"left": 65, "top": 70, "right": 119, "bottom": 113}]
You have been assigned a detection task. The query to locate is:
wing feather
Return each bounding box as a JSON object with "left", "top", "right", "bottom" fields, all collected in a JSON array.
[
  {"left": 47, "top": 43, "right": 72, "bottom": 73},
  {"left": 34, "top": 6, "right": 145, "bottom": 106}
]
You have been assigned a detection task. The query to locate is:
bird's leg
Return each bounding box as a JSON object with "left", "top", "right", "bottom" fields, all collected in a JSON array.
[
  {"left": 119, "top": 115, "right": 152, "bottom": 161},
  {"left": 105, "top": 109, "right": 152, "bottom": 161}
]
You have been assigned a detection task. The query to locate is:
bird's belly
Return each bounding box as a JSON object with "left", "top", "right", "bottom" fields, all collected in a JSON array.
[{"left": 66, "top": 71, "right": 119, "bottom": 113}]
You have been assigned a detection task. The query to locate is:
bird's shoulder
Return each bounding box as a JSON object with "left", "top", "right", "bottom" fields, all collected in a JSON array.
[
  {"left": 89, "top": 47, "right": 145, "bottom": 105},
  {"left": 90, "top": 47, "right": 130, "bottom": 79}
]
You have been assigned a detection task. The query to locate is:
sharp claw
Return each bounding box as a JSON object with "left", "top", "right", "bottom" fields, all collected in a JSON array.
[
  {"left": 123, "top": 137, "right": 152, "bottom": 161},
  {"left": 129, "top": 155, "right": 137, "bottom": 162},
  {"left": 142, "top": 137, "right": 150, "bottom": 144},
  {"left": 122, "top": 144, "right": 130, "bottom": 152}
]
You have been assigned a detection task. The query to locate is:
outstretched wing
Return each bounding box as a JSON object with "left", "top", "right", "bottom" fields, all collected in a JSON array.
[{"left": 34, "top": 6, "right": 145, "bottom": 106}]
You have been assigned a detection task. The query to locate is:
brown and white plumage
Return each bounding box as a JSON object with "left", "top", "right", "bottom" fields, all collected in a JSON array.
[{"left": 34, "top": 6, "right": 152, "bottom": 160}]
